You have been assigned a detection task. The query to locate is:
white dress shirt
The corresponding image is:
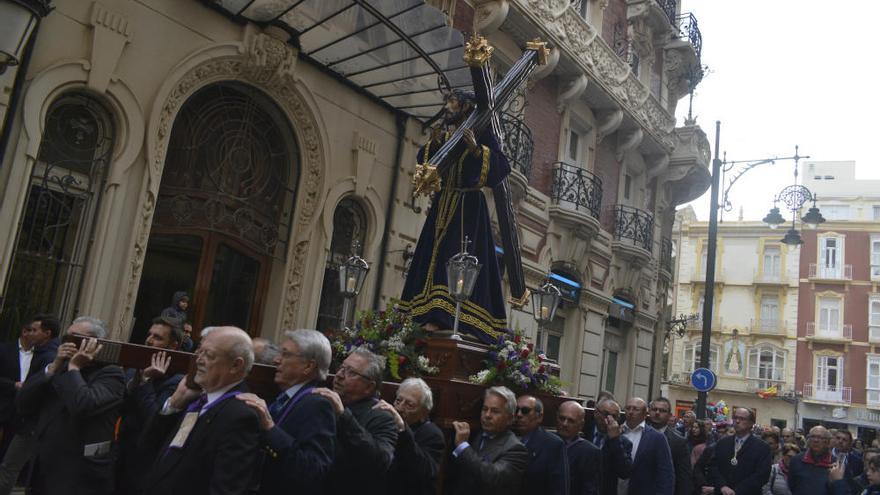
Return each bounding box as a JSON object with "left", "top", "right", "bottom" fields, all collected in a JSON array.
[
  {"left": 622, "top": 420, "right": 646, "bottom": 458},
  {"left": 18, "top": 339, "right": 33, "bottom": 382}
]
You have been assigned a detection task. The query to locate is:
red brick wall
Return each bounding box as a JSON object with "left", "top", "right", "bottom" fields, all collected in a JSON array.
[
  {"left": 602, "top": 0, "right": 627, "bottom": 47},
  {"left": 452, "top": 0, "right": 474, "bottom": 33},
  {"left": 523, "top": 76, "right": 562, "bottom": 196},
  {"left": 795, "top": 227, "right": 876, "bottom": 404},
  {"left": 595, "top": 139, "right": 621, "bottom": 231}
]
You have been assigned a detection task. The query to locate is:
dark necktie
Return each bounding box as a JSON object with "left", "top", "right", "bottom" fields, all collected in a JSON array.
[{"left": 268, "top": 392, "right": 290, "bottom": 420}]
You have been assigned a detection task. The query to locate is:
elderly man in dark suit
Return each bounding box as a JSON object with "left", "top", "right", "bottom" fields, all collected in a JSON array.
[
  {"left": 237, "top": 329, "right": 336, "bottom": 495},
  {"left": 705, "top": 407, "right": 771, "bottom": 495},
  {"left": 446, "top": 386, "right": 528, "bottom": 495},
  {"left": 116, "top": 316, "right": 185, "bottom": 495},
  {"left": 16, "top": 317, "right": 125, "bottom": 495},
  {"left": 314, "top": 348, "right": 397, "bottom": 495},
  {"left": 514, "top": 394, "right": 568, "bottom": 495},
  {"left": 620, "top": 397, "right": 674, "bottom": 495},
  {"left": 556, "top": 400, "right": 600, "bottom": 495},
  {"left": 373, "top": 377, "right": 445, "bottom": 495},
  {"left": 648, "top": 397, "right": 692, "bottom": 495},
  {"left": 591, "top": 398, "right": 633, "bottom": 495},
  {"left": 141, "top": 326, "right": 263, "bottom": 495}
]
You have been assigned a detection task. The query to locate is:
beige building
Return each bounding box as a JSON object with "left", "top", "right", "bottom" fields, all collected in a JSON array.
[
  {"left": 0, "top": 0, "right": 709, "bottom": 401},
  {"left": 664, "top": 207, "right": 800, "bottom": 427}
]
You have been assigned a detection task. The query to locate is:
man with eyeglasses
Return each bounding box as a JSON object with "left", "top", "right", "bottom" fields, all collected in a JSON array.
[
  {"left": 447, "top": 386, "right": 528, "bottom": 495},
  {"left": 705, "top": 407, "right": 771, "bottom": 495},
  {"left": 313, "top": 348, "right": 397, "bottom": 495},
  {"left": 591, "top": 398, "right": 633, "bottom": 495},
  {"left": 236, "top": 329, "right": 336, "bottom": 494},
  {"left": 373, "top": 377, "right": 444, "bottom": 495},
  {"left": 619, "top": 397, "right": 673, "bottom": 495},
  {"left": 556, "top": 400, "right": 600, "bottom": 495},
  {"left": 787, "top": 425, "right": 851, "bottom": 495},
  {"left": 512, "top": 394, "right": 568, "bottom": 495},
  {"left": 648, "top": 397, "right": 692, "bottom": 495}
]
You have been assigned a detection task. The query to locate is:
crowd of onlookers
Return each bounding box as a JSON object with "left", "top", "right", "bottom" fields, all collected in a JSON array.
[{"left": 2, "top": 307, "right": 880, "bottom": 495}]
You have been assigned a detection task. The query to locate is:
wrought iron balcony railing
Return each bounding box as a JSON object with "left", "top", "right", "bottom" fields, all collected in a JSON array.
[
  {"left": 550, "top": 163, "right": 603, "bottom": 219},
  {"left": 660, "top": 237, "right": 673, "bottom": 273},
  {"left": 500, "top": 112, "right": 534, "bottom": 180},
  {"left": 676, "top": 13, "right": 702, "bottom": 59},
  {"left": 655, "top": 0, "right": 677, "bottom": 27},
  {"left": 808, "top": 263, "right": 852, "bottom": 281},
  {"left": 803, "top": 383, "right": 852, "bottom": 405},
  {"left": 613, "top": 204, "right": 654, "bottom": 252},
  {"left": 805, "top": 322, "right": 853, "bottom": 340}
]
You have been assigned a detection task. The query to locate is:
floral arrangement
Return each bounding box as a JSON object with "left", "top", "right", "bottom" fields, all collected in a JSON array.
[
  {"left": 469, "top": 328, "right": 563, "bottom": 395},
  {"left": 330, "top": 308, "right": 439, "bottom": 380}
]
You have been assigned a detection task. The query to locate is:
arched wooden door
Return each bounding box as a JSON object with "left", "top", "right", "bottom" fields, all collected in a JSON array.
[{"left": 131, "top": 83, "right": 298, "bottom": 341}]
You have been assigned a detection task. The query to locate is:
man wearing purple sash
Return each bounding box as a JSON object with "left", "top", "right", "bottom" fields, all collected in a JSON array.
[
  {"left": 237, "top": 329, "right": 336, "bottom": 495},
  {"left": 142, "top": 326, "right": 261, "bottom": 495}
]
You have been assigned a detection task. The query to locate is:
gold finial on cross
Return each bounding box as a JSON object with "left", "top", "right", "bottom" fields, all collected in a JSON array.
[{"left": 464, "top": 33, "right": 494, "bottom": 67}]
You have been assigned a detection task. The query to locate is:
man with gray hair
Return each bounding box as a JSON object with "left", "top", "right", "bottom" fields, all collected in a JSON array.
[
  {"left": 237, "top": 329, "right": 336, "bottom": 494},
  {"left": 314, "top": 348, "right": 397, "bottom": 495},
  {"left": 142, "top": 326, "right": 262, "bottom": 495},
  {"left": 16, "top": 317, "right": 125, "bottom": 494},
  {"left": 447, "top": 385, "right": 528, "bottom": 495},
  {"left": 374, "top": 377, "right": 445, "bottom": 495}
]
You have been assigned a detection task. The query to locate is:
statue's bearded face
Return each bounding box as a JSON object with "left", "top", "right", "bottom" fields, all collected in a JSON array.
[{"left": 442, "top": 95, "right": 471, "bottom": 126}]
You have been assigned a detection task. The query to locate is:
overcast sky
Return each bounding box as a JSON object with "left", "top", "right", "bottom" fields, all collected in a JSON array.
[{"left": 677, "top": 0, "right": 880, "bottom": 221}]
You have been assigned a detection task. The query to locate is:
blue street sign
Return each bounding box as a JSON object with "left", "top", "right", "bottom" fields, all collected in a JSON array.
[{"left": 691, "top": 368, "right": 717, "bottom": 392}]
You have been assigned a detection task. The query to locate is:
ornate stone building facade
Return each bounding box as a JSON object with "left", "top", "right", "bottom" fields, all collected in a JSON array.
[{"left": 0, "top": 0, "right": 708, "bottom": 401}]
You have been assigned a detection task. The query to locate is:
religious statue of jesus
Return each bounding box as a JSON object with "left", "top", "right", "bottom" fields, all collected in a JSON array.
[{"left": 397, "top": 89, "right": 510, "bottom": 344}]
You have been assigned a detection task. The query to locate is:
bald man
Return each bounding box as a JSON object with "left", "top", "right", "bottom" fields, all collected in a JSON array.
[
  {"left": 556, "top": 400, "right": 600, "bottom": 495},
  {"left": 142, "top": 326, "right": 263, "bottom": 495}
]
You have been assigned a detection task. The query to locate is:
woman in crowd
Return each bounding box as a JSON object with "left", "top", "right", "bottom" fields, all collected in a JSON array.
[
  {"left": 688, "top": 421, "right": 709, "bottom": 467},
  {"left": 763, "top": 443, "right": 800, "bottom": 495}
]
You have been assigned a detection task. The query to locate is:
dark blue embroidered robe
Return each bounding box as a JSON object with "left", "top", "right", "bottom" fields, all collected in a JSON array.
[{"left": 398, "top": 129, "right": 509, "bottom": 344}]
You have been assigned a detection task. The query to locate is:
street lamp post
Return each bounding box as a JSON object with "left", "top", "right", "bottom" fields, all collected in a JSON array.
[{"left": 695, "top": 122, "right": 818, "bottom": 419}]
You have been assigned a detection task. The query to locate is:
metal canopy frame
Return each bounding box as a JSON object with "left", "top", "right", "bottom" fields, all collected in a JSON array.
[{"left": 204, "top": 0, "right": 471, "bottom": 121}]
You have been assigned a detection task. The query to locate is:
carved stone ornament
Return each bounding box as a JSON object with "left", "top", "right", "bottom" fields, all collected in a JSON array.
[
  {"left": 511, "top": 0, "right": 677, "bottom": 152},
  {"left": 117, "top": 31, "right": 325, "bottom": 333},
  {"left": 474, "top": 0, "right": 510, "bottom": 34}
]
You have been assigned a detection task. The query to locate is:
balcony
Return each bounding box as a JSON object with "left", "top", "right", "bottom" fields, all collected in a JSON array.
[
  {"left": 745, "top": 379, "right": 787, "bottom": 394},
  {"left": 754, "top": 272, "right": 787, "bottom": 286},
  {"left": 803, "top": 383, "right": 852, "bottom": 405},
  {"left": 808, "top": 263, "right": 852, "bottom": 282},
  {"left": 749, "top": 319, "right": 788, "bottom": 337},
  {"left": 612, "top": 205, "right": 654, "bottom": 252},
  {"left": 805, "top": 322, "right": 852, "bottom": 342},
  {"left": 548, "top": 163, "right": 603, "bottom": 240},
  {"left": 675, "top": 13, "right": 702, "bottom": 60},
  {"left": 500, "top": 112, "right": 533, "bottom": 181}
]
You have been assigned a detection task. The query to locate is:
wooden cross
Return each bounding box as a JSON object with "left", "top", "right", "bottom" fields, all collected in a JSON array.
[{"left": 425, "top": 34, "right": 549, "bottom": 307}]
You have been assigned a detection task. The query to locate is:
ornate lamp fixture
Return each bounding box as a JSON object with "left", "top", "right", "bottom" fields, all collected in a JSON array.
[
  {"left": 531, "top": 276, "right": 561, "bottom": 352},
  {"left": 0, "top": 0, "right": 52, "bottom": 74},
  {"left": 445, "top": 235, "right": 481, "bottom": 340},
  {"left": 758, "top": 147, "right": 824, "bottom": 246},
  {"left": 338, "top": 243, "right": 369, "bottom": 329}
]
